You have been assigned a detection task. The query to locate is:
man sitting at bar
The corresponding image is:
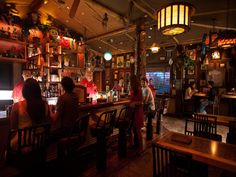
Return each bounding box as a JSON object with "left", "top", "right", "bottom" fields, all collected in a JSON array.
[
  {"left": 199, "top": 80, "right": 217, "bottom": 114},
  {"left": 50, "top": 77, "right": 79, "bottom": 139}
]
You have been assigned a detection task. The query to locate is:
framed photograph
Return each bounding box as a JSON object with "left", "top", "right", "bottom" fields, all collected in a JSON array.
[
  {"left": 160, "top": 56, "right": 165, "bottom": 60},
  {"left": 119, "top": 71, "right": 124, "bottom": 79},
  {"left": 187, "top": 66, "right": 194, "bottom": 75},
  {"left": 188, "top": 79, "right": 195, "bottom": 84},
  {"left": 105, "top": 60, "right": 111, "bottom": 68},
  {"left": 116, "top": 56, "right": 124, "bottom": 68},
  {"left": 126, "top": 61, "right": 130, "bottom": 68},
  {"left": 186, "top": 49, "right": 197, "bottom": 60},
  {"left": 200, "top": 64, "right": 207, "bottom": 70}
]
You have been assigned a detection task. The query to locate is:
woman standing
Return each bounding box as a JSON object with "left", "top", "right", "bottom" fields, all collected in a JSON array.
[{"left": 129, "top": 75, "right": 144, "bottom": 150}]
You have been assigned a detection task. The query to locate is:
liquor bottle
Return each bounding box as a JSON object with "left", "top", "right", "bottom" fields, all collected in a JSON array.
[{"left": 105, "top": 81, "right": 110, "bottom": 93}]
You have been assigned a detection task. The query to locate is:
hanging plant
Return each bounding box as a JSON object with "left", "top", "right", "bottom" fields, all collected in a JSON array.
[{"left": 178, "top": 53, "right": 194, "bottom": 68}]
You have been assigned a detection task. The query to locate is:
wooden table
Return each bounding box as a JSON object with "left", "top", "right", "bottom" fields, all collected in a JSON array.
[
  {"left": 221, "top": 94, "right": 236, "bottom": 116},
  {"left": 154, "top": 131, "right": 236, "bottom": 173},
  {"left": 196, "top": 113, "right": 236, "bottom": 127}
]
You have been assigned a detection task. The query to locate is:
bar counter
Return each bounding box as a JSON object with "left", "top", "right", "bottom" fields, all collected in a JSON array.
[{"left": 78, "top": 98, "right": 131, "bottom": 114}]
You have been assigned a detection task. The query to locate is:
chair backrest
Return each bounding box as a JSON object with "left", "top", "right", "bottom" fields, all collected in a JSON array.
[
  {"left": 71, "top": 113, "right": 90, "bottom": 143},
  {"left": 0, "top": 119, "right": 9, "bottom": 167},
  {"left": 152, "top": 143, "right": 192, "bottom": 177},
  {"left": 193, "top": 114, "right": 217, "bottom": 136},
  {"left": 6, "top": 123, "right": 51, "bottom": 168},
  {"left": 96, "top": 109, "right": 117, "bottom": 135},
  {"left": 184, "top": 119, "right": 194, "bottom": 136},
  {"left": 57, "top": 114, "right": 90, "bottom": 159},
  {"left": 116, "top": 106, "right": 132, "bottom": 127},
  {"left": 226, "top": 121, "right": 236, "bottom": 145}
]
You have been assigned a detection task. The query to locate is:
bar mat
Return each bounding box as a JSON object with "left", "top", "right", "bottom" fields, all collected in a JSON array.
[{"left": 171, "top": 134, "right": 192, "bottom": 145}]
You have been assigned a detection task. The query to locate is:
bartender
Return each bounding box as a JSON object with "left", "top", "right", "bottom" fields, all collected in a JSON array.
[
  {"left": 80, "top": 70, "right": 98, "bottom": 98},
  {"left": 112, "top": 78, "right": 124, "bottom": 93},
  {"left": 12, "top": 70, "right": 32, "bottom": 103}
]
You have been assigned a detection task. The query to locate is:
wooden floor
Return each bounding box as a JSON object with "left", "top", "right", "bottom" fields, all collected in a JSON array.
[{"left": 13, "top": 115, "right": 232, "bottom": 177}]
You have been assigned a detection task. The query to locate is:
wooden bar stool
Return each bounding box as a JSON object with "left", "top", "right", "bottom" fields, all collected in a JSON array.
[{"left": 90, "top": 109, "right": 117, "bottom": 171}]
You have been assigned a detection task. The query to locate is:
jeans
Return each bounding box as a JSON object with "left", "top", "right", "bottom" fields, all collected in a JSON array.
[{"left": 199, "top": 100, "right": 213, "bottom": 113}]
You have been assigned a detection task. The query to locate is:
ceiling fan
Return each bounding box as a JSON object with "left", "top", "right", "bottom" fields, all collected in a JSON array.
[
  {"left": 57, "top": 0, "right": 80, "bottom": 18},
  {"left": 69, "top": 0, "right": 80, "bottom": 18}
]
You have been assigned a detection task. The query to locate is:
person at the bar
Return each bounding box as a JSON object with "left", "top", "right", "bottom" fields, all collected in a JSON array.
[
  {"left": 199, "top": 80, "right": 217, "bottom": 114},
  {"left": 129, "top": 75, "right": 144, "bottom": 151},
  {"left": 148, "top": 78, "right": 156, "bottom": 97},
  {"left": 112, "top": 77, "right": 124, "bottom": 93},
  {"left": 50, "top": 76, "right": 79, "bottom": 139},
  {"left": 10, "top": 78, "right": 49, "bottom": 150},
  {"left": 12, "top": 70, "right": 32, "bottom": 103},
  {"left": 141, "top": 77, "right": 155, "bottom": 116},
  {"left": 80, "top": 70, "right": 98, "bottom": 99},
  {"left": 184, "top": 81, "right": 198, "bottom": 100}
]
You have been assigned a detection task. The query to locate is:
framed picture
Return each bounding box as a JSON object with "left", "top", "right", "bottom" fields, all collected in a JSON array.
[
  {"left": 119, "top": 71, "right": 124, "bottom": 79},
  {"left": 187, "top": 66, "right": 194, "bottom": 75},
  {"left": 160, "top": 56, "right": 165, "bottom": 60},
  {"left": 201, "top": 64, "right": 207, "bottom": 70},
  {"left": 126, "top": 61, "right": 130, "bottom": 68},
  {"left": 188, "top": 79, "right": 195, "bottom": 84},
  {"left": 186, "top": 49, "right": 196, "bottom": 60},
  {"left": 116, "top": 56, "right": 124, "bottom": 68},
  {"left": 105, "top": 60, "right": 111, "bottom": 68}
]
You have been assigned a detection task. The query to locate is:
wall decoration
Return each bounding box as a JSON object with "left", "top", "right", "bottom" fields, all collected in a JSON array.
[
  {"left": 187, "top": 65, "right": 194, "bottom": 75},
  {"left": 188, "top": 79, "right": 195, "bottom": 84},
  {"left": 160, "top": 56, "right": 165, "bottom": 60},
  {"left": 186, "top": 49, "right": 196, "bottom": 60},
  {"left": 116, "top": 56, "right": 124, "bottom": 68},
  {"left": 211, "top": 50, "right": 221, "bottom": 59},
  {"left": 126, "top": 61, "right": 130, "bottom": 68},
  {"left": 200, "top": 64, "right": 207, "bottom": 70}
]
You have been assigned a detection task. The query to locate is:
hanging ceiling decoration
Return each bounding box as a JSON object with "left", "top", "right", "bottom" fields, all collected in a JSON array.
[
  {"left": 217, "top": 30, "right": 236, "bottom": 48},
  {"left": 157, "top": 2, "right": 195, "bottom": 36}
]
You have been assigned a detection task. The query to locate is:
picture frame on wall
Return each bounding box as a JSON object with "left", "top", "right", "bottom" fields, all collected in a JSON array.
[
  {"left": 188, "top": 79, "right": 195, "bottom": 84},
  {"left": 116, "top": 56, "right": 124, "bottom": 68},
  {"left": 200, "top": 64, "right": 207, "bottom": 70},
  {"left": 187, "top": 66, "right": 194, "bottom": 75},
  {"left": 186, "top": 49, "right": 197, "bottom": 60}
]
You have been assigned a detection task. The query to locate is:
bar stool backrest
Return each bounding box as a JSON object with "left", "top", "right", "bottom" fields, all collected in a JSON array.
[
  {"left": 6, "top": 123, "right": 51, "bottom": 169},
  {"left": 152, "top": 143, "right": 192, "bottom": 177},
  {"left": 96, "top": 109, "right": 117, "bottom": 136}
]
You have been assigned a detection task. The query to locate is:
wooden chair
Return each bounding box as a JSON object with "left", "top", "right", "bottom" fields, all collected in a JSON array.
[
  {"left": 226, "top": 121, "right": 236, "bottom": 145},
  {"left": 184, "top": 119, "right": 194, "bottom": 136},
  {"left": 115, "top": 106, "right": 132, "bottom": 158},
  {"left": 152, "top": 143, "right": 192, "bottom": 177},
  {"left": 6, "top": 123, "right": 51, "bottom": 169},
  {"left": 57, "top": 113, "right": 90, "bottom": 159},
  {"left": 90, "top": 109, "right": 117, "bottom": 171},
  {"left": 0, "top": 119, "right": 22, "bottom": 177},
  {"left": 193, "top": 114, "right": 222, "bottom": 141}
]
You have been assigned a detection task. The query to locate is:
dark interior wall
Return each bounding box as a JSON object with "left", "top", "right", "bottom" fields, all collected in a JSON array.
[{"left": 0, "top": 62, "right": 13, "bottom": 90}]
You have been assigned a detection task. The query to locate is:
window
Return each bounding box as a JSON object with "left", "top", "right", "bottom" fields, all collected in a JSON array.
[{"left": 146, "top": 71, "right": 170, "bottom": 94}]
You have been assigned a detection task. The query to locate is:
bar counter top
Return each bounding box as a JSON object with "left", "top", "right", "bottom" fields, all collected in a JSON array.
[{"left": 78, "top": 98, "right": 131, "bottom": 111}]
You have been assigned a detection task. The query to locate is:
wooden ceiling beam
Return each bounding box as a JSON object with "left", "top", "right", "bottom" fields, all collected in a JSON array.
[
  {"left": 29, "top": 0, "right": 44, "bottom": 12},
  {"left": 86, "top": 25, "right": 136, "bottom": 42},
  {"left": 84, "top": 0, "right": 128, "bottom": 24}
]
